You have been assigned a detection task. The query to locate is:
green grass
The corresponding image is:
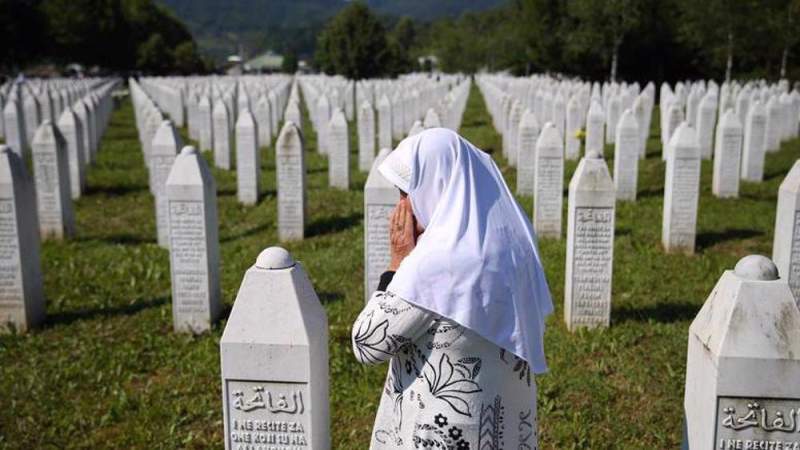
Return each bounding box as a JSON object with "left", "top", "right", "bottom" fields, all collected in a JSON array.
[{"left": 1, "top": 84, "right": 798, "bottom": 449}]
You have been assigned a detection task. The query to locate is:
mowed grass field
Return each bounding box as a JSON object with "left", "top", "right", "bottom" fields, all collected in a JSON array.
[{"left": 1, "top": 83, "right": 798, "bottom": 449}]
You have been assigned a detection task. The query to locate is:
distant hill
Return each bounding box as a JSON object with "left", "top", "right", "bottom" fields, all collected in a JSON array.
[{"left": 156, "top": 0, "right": 506, "bottom": 63}]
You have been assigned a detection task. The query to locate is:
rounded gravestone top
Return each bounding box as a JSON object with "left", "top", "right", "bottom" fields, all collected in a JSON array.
[
  {"left": 586, "top": 149, "right": 603, "bottom": 159},
  {"left": 734, "top": 255, "right": 779, "bottom": 281},
  {"left": 255, "top": 246, "right": 295, "bottom": 270},
  {"left": 180, "top": 146, "right": 197, "bottom": 156}
]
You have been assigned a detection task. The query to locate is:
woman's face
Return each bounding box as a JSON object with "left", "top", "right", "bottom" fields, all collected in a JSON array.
[{"left": 399, "top": 190, "right": 425, "bottom": 237}]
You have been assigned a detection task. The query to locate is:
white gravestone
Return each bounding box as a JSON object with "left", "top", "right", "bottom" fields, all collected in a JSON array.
[
  {"left": 236, "top": 110, "right": 260, "bottom": 205},
  {"left": 256, "top": 95, "right": 272, "bottom": 147},
  {"left": 284, "top": 99, "right": 302, "bottom": 132},
  {"left": 213, "top": 100, "right": 232, "bottom": 170},
  {"left": 377, "top": 95, "right": 392, "bottom": 150},
  {"left": 151, "top": 120, "right": 182, "bottom": 248},
  {"left": 741, "top": 101, "right": 768, "bottom": 182},
  {"left": 0, "top": 146, "right": 44, "bottom": 333},
  {"left": 199, "top": 96, "right": 214, "bottom": 152},
  {"left": 614, "top": 109, "right": 640, "bottom": 201},
  {"left": 663, "top": 122, "right": 701, "bottom": 254},
  {"left": 165, "top": 146, "right": 222, "bottom": 333},
  {"left": 423, "top": 108, "right": 441, "bottom": 129},
  {"left": 662, "top": 102, "right": 684, "bottom": 161},
  {"left": 364, "top": 148, "right": 398, "bottom": 302},
  {"left": 585, "top": 100, "right": 605, "bottom": 157},
  {"left": 683, "top": 255, "right": 800, "bottom": 450},
  {"left": 533, "top": 122, "right": 564, "bottom": 239},
  {"left": 505, "top": 101, "right": 523, "bottom": 167},
  {"left": 75, "top": 100, "right": 94, "bottom": 166},
  {"left": 696, "top": 93, "right": 717, "bottom": 160},
  {"left": 516, "top": 109, "right": 540, "bottom": 196},
  {"left": 276, "top": 122, "right": 306, "bottom": 241},
  {"left": 712, "top": 109, "right": 744, "bottom": 199},
  {"left": 773, "top": 160, "right": 800, "bottom": 302},
  {"left": 315, "top": 95, "right": 330, "bottom": 155},
  {"left": 565, "top": 95, "right": 581, "bottom": 160},
  {"left": 358, "top": 101, "right": 376, "bottom": 173},
  {"left": 220, "top": 247, "right": 329, "bottom": 450},
  {"left": 57, "top": 107, "right": 86, "bottom": 200},
  {"left": 328, "top": 109, "right": 349, "bottom": 190},
  {"left": 408, "top": 120, "right": 424, "bottom": 137},
  {"left": 564, "top": 149, "right": 616, "bottom": 331},
  {"left": 3, "top": 98, "right": 26, "bottom": 157},
  {"left": 606, "top": 96, "right": 620, "bottom": 145},
  {"left": 32, "top": 120, "right": 74, "bottom": 240}
]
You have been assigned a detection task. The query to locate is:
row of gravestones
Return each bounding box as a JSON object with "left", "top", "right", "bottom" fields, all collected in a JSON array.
[{"left": 0, "top": 78, "right": 120, "bottom": 332}]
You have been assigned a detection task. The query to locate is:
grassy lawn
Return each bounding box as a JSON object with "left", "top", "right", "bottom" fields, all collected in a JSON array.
[{"left": 1, "top": 83, "right": 798, "bottom": 449}]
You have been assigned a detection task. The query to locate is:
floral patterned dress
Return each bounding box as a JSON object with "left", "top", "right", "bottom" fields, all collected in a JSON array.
[{"left": 352, "top": 273, "right": 539, "bottom": 450}]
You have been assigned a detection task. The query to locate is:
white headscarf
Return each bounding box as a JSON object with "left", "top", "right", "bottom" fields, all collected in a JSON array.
[{"left": 378, "top": 128, "right": 553, "bottom": 373}]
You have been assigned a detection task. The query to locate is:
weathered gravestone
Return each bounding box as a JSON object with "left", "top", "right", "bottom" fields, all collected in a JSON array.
[
  {"left": 220, "top": 247, "right": 329, "bottom": 450},
  {"left": 712, "top": 109, "right": 744, "bottom": 199},
  {"left": 564, "top": 149, "right": 615, "bottom": 331},
  {"left": 516, "top": 108, "right": 540, "bottom": 196},
  {"left": 683, "top": 255, "right": 800, "bottom": 450},
  {"left": 614, "top": 109, "right": 640, "bottom": 201},
  {"left": 565, "top": 95, "right": 581, "bottom": 160},
  {"left": 663, "top": 123, "right": 701, "bottom": 254},
  {"left": 358, "top": 101, "right": 376, "bottom": 172},
  {"left": 377, "top": 95, "right": 392, "bottom": 150},
  {"left": 505, "top": 100, "right": 523, "bottom": 167},
  {"left": 32, "top": 120, "right": 74, "bottom": 240},
  {"left": 74, "top": 100, "right": 94, "bottom": 165},
  {"left": 3, "top": 98, "right": 26, "bottom": 157},
  {"left": 165, "top": 146, "right": 221, "bottom": 333},
  {"left": 773, "top": 160, "right": 800, "bottom": 302},
  {"left": 0, "top": 146, "right": 44, "bottom": 333},
  {"left": 236, "top": 109, "right": 260, "bottom": 205},
  {"left": 57, "top": 106, "right": 85, "bottom": 199},
  {"left": 276, "top": 122, "right": 306, "bottom": 241},
  {"left": 213, "top": 100, "right": 232, "bottom": 170},
  {"left": 151, "top": 120, "right": 182, "bottom": 248},
  {"left": 585, "top": 100, "right": 605, "bottom": 157},
  {"left": 328, "top": 109, "right": 349, "bottom": 190},
  {"left": 533, "top": 122, "right": 564, "bottom": 239},
  {"left": 741, "top": 101, "right": 768, "bottom": 182},
  {"left": 364, "top": 148, "right": 398, "bottom": 303}
]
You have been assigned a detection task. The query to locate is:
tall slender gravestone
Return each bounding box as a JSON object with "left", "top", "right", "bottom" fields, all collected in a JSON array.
[
  {"left": 633, "top": 95, "right": 648, "bottom": 159},
  {"left": 220, "top": 247, "right": 329, "bottom": 450},
  {"left": 0, "top": 146, "right": 44, "bottom": 333},
  {"left": 533, "top": 122, "right": 564, "bottom": 239},
  {"left": 696, "top": 93, "right": 717, "bottom": 160},
  {"left": 328, "top": 109, "right": 349, "bottom": 190},
  {"left": 585, "top": 100, "right": 605, "bottom": 157},
  {"left": 663, "top": 123, "right": 701, "bottom": 254},
  {"left": 423, "top": 108, "right": 441, "bottom": 129},
  {"left": 199, "top": 96, "right": 213, "bottom": 152},
  {"left": 517, "top": 109, "right": 540, "bottom": 196},
  {"left": 741, "top": 101, "right": 768, "bottom": 182},
  {"left": 505, "top": 101, "right": 523, "bottom": 167},
  {"left": 315, "top": 95, "right": 330, "bottom": 155},
  {"left": 614, "top": 109, "right": 640, "bottom": 201},
  {"left": 773, "top": 160, "right": 800, "bottom": 301},
  {"left": 3, "top": 98, "right": 26, "bottom": 157},
  {"left": 32, "top": 120, "right": 74, "bottom": 240},
  {"left": 276, "top": 122, "right": 306, "bottom": 241},
  {"left": 213, "top": 100, "right": 232, "bottom": 170},
  {"left": 57, "top": 106, "right": 85, "bottom": 199},
  {"left": 565, "top": 95, "right": 581, "bottom": 160},
  {"left": 662, "top": 102, "right": 684, "bottom": 161},
  {"left": 165, "top": 146, "right": 221, "bottom": 333},
  {"left": 80, "top": 98, "right": 96, "bottom": 162},
  {"left": 377, "top": 95, "right": 392, "bottom": 150},
  {"left": 712, "top": 109, "right": 744, "bottom": 198},
  {"left": 564, "top": 149, "right": 616, "bottom": 331},
  {"left": 364, "top": 148, "right": 397, "bottom": 302},
  {"left": 683, "top": 255, "right": 800, "bottom": 450},
  {"left": 408, "top": 120, "right": 424, "bottom": 137},
  {"left": 255, "top": 95, "right": 272, "bottom": 147},
  {"left": 765, "top": 96, "right": 781, "bottom": 153},
  {"left": 236, "top": 110, "right": 260, "bottom": 205},
  {"left": 358, "top": 101, "right": 376, "bottom": 172},
  {"left": 606, "top": 95, "right": 620, "bottom": 144},
  {"left": 151, "top": 120, "right": 181, "bottom": 248},
  {"left": 285, "top": 99, "right": 302, "bottom": 131}
]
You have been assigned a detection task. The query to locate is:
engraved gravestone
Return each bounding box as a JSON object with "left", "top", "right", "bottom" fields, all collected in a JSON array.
[
  {"left": 0, "top": 146, "right": 44, "bottom": 333},
  {"left": 533, "top": 122, "right": 564, "bottom": 239},
  {"left": 565, "top": 95, "right": 581, "bottom": 160},
  {"left": 213, "top": 99, "right": 232, "bottom": 170},
  {"left": 236, "top": 109, "right": 260, "bottom": 205},
  {"left": 315, "top": 95, "right": 330, "bottom": 155},
  {"left": 57, "top": 106, "right": 85, "bottom": 200},
  {"left": 75, "top": 100, "right": 93, "bottom": 165},
  {"left": 80, "top": 98, "right": 96, "bottom": 163},
  {"left": 516, "top": 108, "right": 540, "bottom": 196},
  {"left": 663, "top": 123, "right": 701, "bottom": 254},
  {"left": 585, "top": 100, "right": 605, "bottom": 157},
  {"left": 505, "top": 100, "right": 523, "bottom": 167},
  {"left": 564, "top": 149, "right": 615, "bottom": 331},
  {"left": 614, "top": 109, "right": 640, "bottom": 201},
  {"left": 606, "top": 95, "right": 620, "bottom": 145},
  {"left": 32, "top": 120, "right": 74, "bottom": 240},
  {"left": 683, "top": 255, "right": 800, "bottom": 450},
  {"left": 696, "top": 92, "right": 717, "bottom": 160},
  {"left": 220, "top": 247, "right": 329, "bottom": 450},
  {"left": 199, "top": 96, "right": 214, "bottom": 152},
  {"left": 773, "top": 160, "right": 800, "bottom": 302},
  {"left": 364, "top": 148, "right": 398, "bottom": 302},
  {"left": 276, "top": 122, "right": 306, "bottom": 241},
  {"left": 165, "top": 146, "right": 222, "bottom": 333},
  {"left": 663, "top": 101, "right": 685, "bottom": 161},
  {"left": 358, "top": 101, "right": 376, "bottom": 172},
  {"left": 378, "top": 95, "right": 392, "bottom": 150},
  {"left": 712, "top": 109, "right": 744, "bottom": 199},
  {"left": 741, "top": 101, "right": 768, "bottom": 182},
  {"left": 284, "top": 99, "right": 302, "bottom": 132},
  {"left": 328, "top": 108, "right": 349, "bottom": 190},
  {"left": 256, "top": 94, "right": 272, "bottom": 147},
  {"left": 765, "top": 96, "right": 780, "bottom": 153},
  {"left": 151, "top": 120, "right": 181, "bottom": 248},
  {"left": 3, "top": 98, "right": 26, "bottom": 157}
]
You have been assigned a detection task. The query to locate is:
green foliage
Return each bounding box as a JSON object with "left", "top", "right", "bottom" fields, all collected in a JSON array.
[{"left": 281, "top": 49, "right": 299, "bottom": 73}]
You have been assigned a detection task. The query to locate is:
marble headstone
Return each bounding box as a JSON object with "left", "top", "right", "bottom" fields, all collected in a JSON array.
[
  {"left": 377, "top": 95, "right": 392, "bottom": 150},
  {"left": 516, "top": 108, "right": 540, "bottom": 196},
  {"left": 276, "top": 122, "right": 306, "bottom": 241},
  {"left": 533, "top": 122, "right": 564, "bottom": 239},
  {"left": 585, "top": 100, "right": 605, "bottom": 157},
  {"left": 565, "top": 95, "right": 581, "bottom": 160},
  {"left": 236, "top": 109, "right": 260, "bottom": 205},
  {"left": 358, "top": 101, "right": 376, "bottom": 172},
  {"left": 151, "top": 120, "right": 182, "bottom": 248},
  {"left": 741, "top": 101, "right": 768, "bottom": 182},
  {"left": 57, "top": 106, "right": 86, "bottom": 200},
  {"left": 363, "top": 149, "right": 398, "bottom": 302},
  {"left": 663, "top": 123, "right": 701, "bottom": 254},
  {"left": 3, "top": 98, "right": 26, "bottom": 157},
  {"left": 328, "top": 108, "right": 349, "bottom": 190},
  {"left": 773, "top": 160, "right": 800, "bottom": 302},
  {"left": 32, "top": 120, "right": 74, "bottom": 240},
  {"left": 213, "top": 100, "right": 232, "bottom": 170},
  {"left": 614, "top": 109, "right": 640, "bottom": 201},
  {"left": 712, "top": 109, "right": 744, "bottom": 198}
]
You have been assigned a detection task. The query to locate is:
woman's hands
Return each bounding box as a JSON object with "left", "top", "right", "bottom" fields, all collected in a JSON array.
[{"left": 389, "top": 197, "right": 417, "bottom": 271}]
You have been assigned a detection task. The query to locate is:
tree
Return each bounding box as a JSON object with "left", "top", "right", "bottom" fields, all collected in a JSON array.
[
  {"left": 313, "top": 2, "right": 391, "bottom": 79},
  {"left": 282, "top": 49, "right": 298, "bottom": 73},
  {"left": 763, "top": 0, "right": 800, "bottom": 78},
  {"left": 136, "top": 33, "right": 169, "bottom": 73},
  {"left": 173, "top": 40, "right": 202, "bottom": 74}
]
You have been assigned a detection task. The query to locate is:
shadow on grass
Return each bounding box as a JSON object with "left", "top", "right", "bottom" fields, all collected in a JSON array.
[
  {"left": 317, "top": 292, "right": 345, "bottom": 304},
  {"left": 638, "top": 187, "right": 664, "bottom": 198},
  {"left": 764, "top": 168, "right": 789, "bottom": 182},
  {"left": 614, "top": 300, "right": 698, "bottom": 324},
  {"left": 77, "top": 233, "right": 156, "bottom": 246},
  {"left": 84, "top": 183, "right": 148, "bottom": 197},
  {"left": 307, "top": 213, "right": 361, "bottom": 238},
  {"left": 46, "top": 296, "right": 169, "bottom": 327},
  {"left": 696, "top": 228, "right": 763, "bottom": 251},
  {"left": 221, "top": 223, "right": 271, "bottom": 243}
]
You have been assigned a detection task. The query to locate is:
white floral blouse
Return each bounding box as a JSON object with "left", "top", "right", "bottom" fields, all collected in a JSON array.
[{"left": 352, "top": 273, "right": 540, "bottom": 450}]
